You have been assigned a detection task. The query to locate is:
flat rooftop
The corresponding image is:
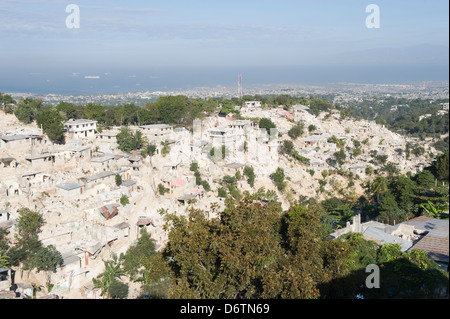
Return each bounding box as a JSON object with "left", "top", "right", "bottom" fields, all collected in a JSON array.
[
  {"left": 65, "top": 119, "right": 97, "bottom": 125},
  {"left": 56, "top": 182, "right": 84, "bottom": 191}
]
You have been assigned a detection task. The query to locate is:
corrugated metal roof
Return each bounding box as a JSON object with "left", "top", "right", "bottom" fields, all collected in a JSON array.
[
  {"left": 402, "top": 216, "right": 449, "bottom": 263},
  {"left": 0, "top": 134, "right": 30, "bottom": 141},
  {"left": 99, "top": 204, "right": 119, "bottom": 220},
  {"left": 363, "top": 227, "right": 413, "bottom": 251},
  {"left": 56, "top": 182, "right": 84, "bottom": 191}
]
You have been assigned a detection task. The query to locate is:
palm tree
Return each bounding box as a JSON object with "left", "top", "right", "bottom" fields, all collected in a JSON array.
[
  {"left": 0, "top": 253, "right": 9, "bottom": 268},
  {"left": 371, "top": 176, "right": 389, "bottom": 203},
  {"left": 93, "top": 255, "right": 125, "bottom": 298},
  {"left": 421, "top": 201, "right": 446, "bottom": 219}
]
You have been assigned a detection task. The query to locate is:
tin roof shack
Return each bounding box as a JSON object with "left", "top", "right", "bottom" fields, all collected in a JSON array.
[
  {"left": 177, "top": 189, "right": 205, "bottom": 206},
  {"left": 120, "top": 179, "right": 137, "bottom": 195},
  {"left": 78, "top": 172, "right": 116, "bottom": 195},
  {"left": 90, "top": 154, "right": 118, "bottom": 171},
  {"left": 56, "top": 182, "right": 85, "bottom": 200},
  {"left": 66, "top": 146, "right": 92, "bottom": 161},
  {"left": 25, "top": 153, "right": 56, "bottom": 169},
  {"left": 402, "top": 216, "right": 449, "bottom": 271},
  {"left": 78, "top": 170, "right": 126, "bottom": 196},
  {"left": 330, "top": 214, "right": 414, "bottom": 252},
  {"left": 99, "top": 204, "right": 119, "bottom": 220},
  {"left": 0, "top": 134, "right": 44, "bottom": 153}
]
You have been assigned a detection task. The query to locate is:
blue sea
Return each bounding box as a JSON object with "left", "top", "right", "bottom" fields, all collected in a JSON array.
[{"left": 1, "top": 65, "right": 448, "bottom": 95}]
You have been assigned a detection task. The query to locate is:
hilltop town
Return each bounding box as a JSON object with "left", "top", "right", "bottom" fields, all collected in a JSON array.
[{"left": 0, "top": 95, "right": 448, "bottom": 299}]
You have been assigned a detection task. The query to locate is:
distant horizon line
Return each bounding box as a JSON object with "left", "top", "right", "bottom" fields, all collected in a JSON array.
[{"left": 3, "top": 80, "right": 449, "bottom": 97}]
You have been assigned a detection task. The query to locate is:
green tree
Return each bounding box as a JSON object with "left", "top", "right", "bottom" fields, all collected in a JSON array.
[
  {"left": 7, "top": 208, "right": 44, "bottom": 268},
  {"left": 390, "top": 175, "right": 417, "bottom": 212},
  {"left": 30, "top": 245, "right": 62, "bottom": 273},
  {"left": 93, "top": 255, "right": 126, "bottom": 298},
  {"left": 218, "top": 187, "right": 227, "bottom": 198},
  {"left": 16, "top": 208, "right": 44, "bottom": 241},
  {"left": 122, "top": 228, "right": 156, "bottom": 279},
  {"left": 309, "top": 98, "right": 333, "bottom": 116},
  {"left": 115, "top": 174, "right": 122, "bottom": 186},
  {"left": 142, "top": 144, "right": 157, "bottom": 159},
  {"left": 421, "top": 201, "right": 447, "bottom": 219},
  {"left": 14, "top": 102, "right": 34, "bottom": 124},
  {"left": 333, "top": 148, "right": 347, "bottom": 166},
  {"left": 414, "top": 170, "right": 436, "bottom": 190},
  {"left": 120, "top": 195, "right": 129, "bottom": 206},
  {"left": 434, "top": 152, "right": 449, "bottom": 183},
  {"left": 371, "top": 176, "right": 389, "bottom": 203},
  {"left": 154, "top": 95, "right": 189, "bottom": 124},
  {"left": 190, "top": 162, "right": 199, "bottom": 172},
  {"left": 55, "top": 101, "right": 78, "bottom": 120},
  {"left": 121, "top": 103, "right": 139, "bottom": 125},
  {"left": 281, "top": 140, "right": 294, "bottom": 156},
  {"left": 259, "top": 118, "right": 277, "bottom": 135},
  {"left": 272, "top": 167, "right": 286, "bottom": 192},
  {"left": 0, "top": 94, "right": 14, "bottom": 104},
  {"left": 352, "top": 147, "right": 362, "bottom": 158},
  {"left": 243, "top": 166, "right": 255, "bottom": 187},
  {"left": 36, "top": 107, "right": 65, "bottom": 144},
  {"left": 163, "top": 195, "right": 284, "bottom": 299},
  {"left": 0, "top": 252, "right": 9, "bottom": 268},
  {"left": 116, "top": 127, "right": 144, "bottom": 152},
  {"left": 30, "top": 245, "right": 63, "bottom": 286},
  {"left": 84, "top": 103, "right": 106, "bottom": 123},
  {"left": 323, "top": 237, "right": 449, "bottom": 299},
  {"left": 161, "top": 141, "right": 171, "bottom": 157},
  {"left": 288, "top": 123, "right": 304, "bottom": 139},
  {"left": 308, "top": 124, "right": 317, "bottom": 133},
  {"left": 108, "top": 279, "right": 129, "bottom": 299},
  {"left": 378, "top": 194, "right": 411, "bottom": 225}
]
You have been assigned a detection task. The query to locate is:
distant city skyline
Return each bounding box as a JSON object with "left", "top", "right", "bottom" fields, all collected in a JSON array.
[{"left": 0, "top": 0, "right": 448, "bottom": 94}]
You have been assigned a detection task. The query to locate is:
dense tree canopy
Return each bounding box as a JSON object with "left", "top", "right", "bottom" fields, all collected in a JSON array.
[
  {"left": 127, "top": 192, "right": 449, "bottom": 299},
  {"left": 36, "top": 107, "right": 65, "bottom": 144}
]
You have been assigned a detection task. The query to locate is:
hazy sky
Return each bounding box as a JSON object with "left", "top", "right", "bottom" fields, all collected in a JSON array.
[{"left": 0, "top": 0, "right": 448, "bottom": 92}]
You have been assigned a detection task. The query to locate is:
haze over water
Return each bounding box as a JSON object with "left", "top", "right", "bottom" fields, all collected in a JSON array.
[{"left": 0, "top": 1, "right": 448, "bottom": 94}]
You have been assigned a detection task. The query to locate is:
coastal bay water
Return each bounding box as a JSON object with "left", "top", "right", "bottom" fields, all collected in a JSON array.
[{"left": 1, "top": 65, "right": 447, "bottom": 95}]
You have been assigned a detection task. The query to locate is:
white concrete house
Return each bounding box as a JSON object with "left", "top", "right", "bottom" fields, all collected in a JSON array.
[
  {"left": 64, "top": 119, "right": 97, "bottom": 139},
  {"left": 56, "top": 182, "right": 85, "bottom": 200},
  {"left": 244, "top": 101, "right": 262, "bottom": 108},
  {"left": 138, "top": 124, "right": 173, "bottom": 143}
]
